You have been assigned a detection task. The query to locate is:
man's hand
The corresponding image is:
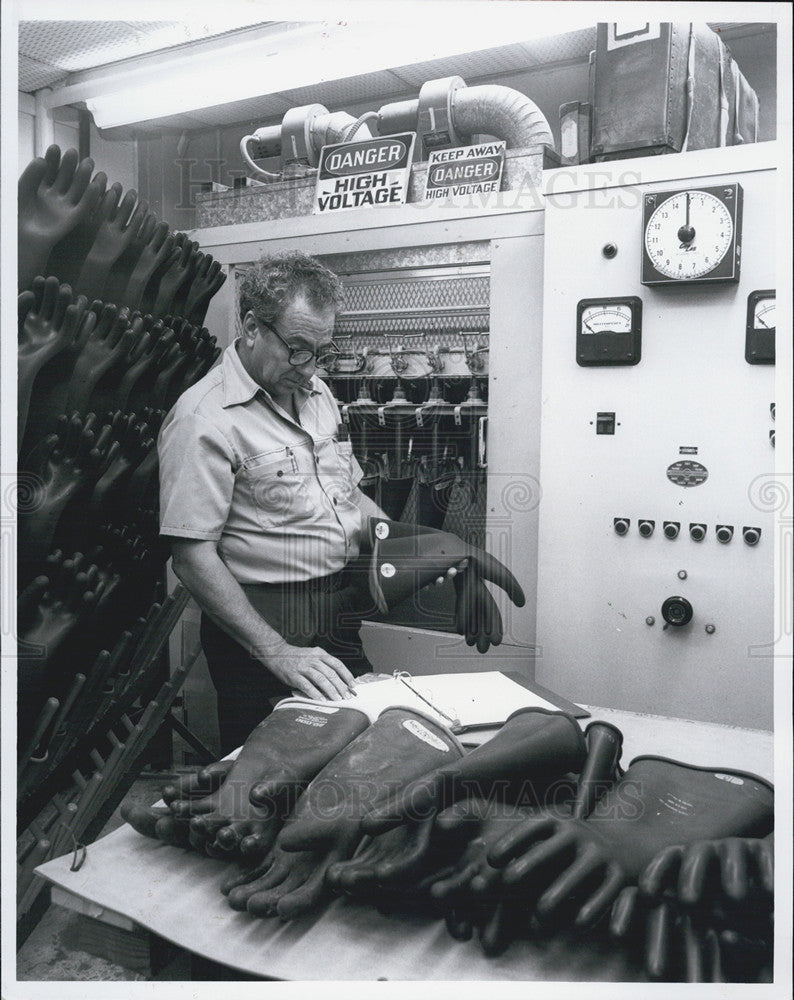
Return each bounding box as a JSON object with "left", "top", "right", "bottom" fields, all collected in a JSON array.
[
  {"left": 259, "top": 641, "right": 356, "bottom": 701},
  {"left": 435, "top": 558, "right": 468, "bottom": 587}
]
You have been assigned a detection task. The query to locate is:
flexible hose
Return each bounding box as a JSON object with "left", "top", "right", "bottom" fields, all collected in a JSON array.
[
  {"left": 341, "top": 111, "right": 380, "bottom": 142},
  {"left": 452, "top": 85, "right": 554, "bottom": 150},
  {"left": 239, "top": 135, "right": 282, "bottom": 181},
  {"left": 313, "top": 111, "right": 376, "bottom": 147}
]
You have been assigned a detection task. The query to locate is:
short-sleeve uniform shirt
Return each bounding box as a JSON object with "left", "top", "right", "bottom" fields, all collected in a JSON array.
[{"left": 158, "top": 340, "right": 364, "bottom": 584}]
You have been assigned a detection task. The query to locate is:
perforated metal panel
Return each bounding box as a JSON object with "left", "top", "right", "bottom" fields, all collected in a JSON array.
[{"left": 280, "top": 71, "right": 410, "bottom": 111}]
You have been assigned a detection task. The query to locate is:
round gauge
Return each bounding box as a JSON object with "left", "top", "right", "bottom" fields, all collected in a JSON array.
[
  {"left": 581, "top": 303, "right": 633, "bottom": 335},
  {"left": 753, "top": 295, "right": 776, "bottom": 331},
  {"left": 641, "top": 184, "right": 743, "bottom": 286},
  {"left": 644, "top": 190, "right": 733, "bottom": 280}
]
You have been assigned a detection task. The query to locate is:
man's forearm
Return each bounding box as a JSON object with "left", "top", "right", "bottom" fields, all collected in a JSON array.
[
  {"left": 350, "top": 486, "right": 388, "bottom": 526},
  {"left": 171, "top": 540, "right": 288, "bottom": 665}
]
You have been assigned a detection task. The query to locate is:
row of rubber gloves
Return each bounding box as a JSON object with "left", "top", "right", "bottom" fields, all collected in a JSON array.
[
  {"left": 18, "top": 145, "right": 225, "bottom": 317},
  {"left": 123, "top": 701, "right": 774, "bottom": 982}
]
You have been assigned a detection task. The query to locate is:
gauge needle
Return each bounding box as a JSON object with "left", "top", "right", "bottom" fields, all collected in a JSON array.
[
  {"left": 756, "top": 317, "right": 770, "bottom": 328},
  {"left": 583, "top": 320, "right": 595, "bottom": 333},
  {"left": 677, "top": 191, "right": 695, "bottom": 244}
]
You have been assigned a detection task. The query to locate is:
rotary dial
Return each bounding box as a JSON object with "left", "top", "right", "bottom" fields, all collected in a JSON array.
[{"left": 644, "top": 190, "right": 734, "bottom": 280}]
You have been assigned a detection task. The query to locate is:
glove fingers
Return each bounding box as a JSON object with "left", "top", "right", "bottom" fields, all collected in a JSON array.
[
  {"left": 639, "top": 844, "right": 682, "bottom": 898},
  {"left": 246, "top": 862, "right": 309, "bottom": 917},
  {"left": 754, "top": 838, "right": 775, "bottom": 895},
  {"left": 161, "top": 760, "right": 231, "bottom": 803},
  {"left": 717, "top": 838, "right": 750, "bottom": 902},
  {"left": 609, "top": 885, "right": 641, "bottom": 940},
  {"left": 677, "top": 842, "right": 718, "bottom": 905},
  {"left": 468, "top": 550, "right": 525, "bottom": 608},
  {"left": 240, "top": 822, "right": 280, "bottom": 858},
  {"left": 429, "top": 862, "right": 477, "bottom": 900},
  {"left": 120, "top": 801, "right": 170, "bottom": 839},
  {"left": 644, "top": 899, "right": 677, "bottom": 980},
  {"left": 487, "top": 815, "right": 558, "bottom": 868},
  {"left": 534, "top": 850, "right": 605, "bottom": 920},
  {"left": 220, "top": 855, "right": 274, "bottom": 895},
  {"left": 154, "top": 815, "right": 191, "bottom": 848},
  {"left": 573, "top": 864, "right": 627, "bottom": 928},
  {"left": 500, "top": 829, "right": 575, "bottom": 886},
  {"left": 276, "top": 862, "right": 332, "bottom": 920},
  {"left": 445, "top": 907, "right": 474, "bottom": 941},
  {"left": 169, "top": 797, "right": 217, "bottom": 818},
  {"left": 328, "top": 860, "right": 377, "bottom": 893},
  {"left": 479, "top": 898, "right": 513, "bottom": 957},
  {"left": 375, "top": 821, "right": 436, "bottom": 882}
]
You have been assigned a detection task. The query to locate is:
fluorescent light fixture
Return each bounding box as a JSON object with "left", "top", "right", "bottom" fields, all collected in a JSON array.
[{"left": 54, "top": 16, "right": 575, "bottom": 127}]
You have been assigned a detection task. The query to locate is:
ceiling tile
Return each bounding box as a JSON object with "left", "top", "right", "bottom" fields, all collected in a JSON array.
[
  {"left": 18, "top": 52, "right": 68, "bottom": 93},
  {"left": 276, "top": 70, "right": 410, "bottom": 110}
]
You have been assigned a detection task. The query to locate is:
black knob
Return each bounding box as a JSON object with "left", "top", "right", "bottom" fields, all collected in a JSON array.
[
  {"left": 743, "top": 526, "right": 762, "bottom": 546},
  {"left": 689, "top": 523, "right": 707, "bottom": 542},
  {"left": 663, "top": 521, "right": 680, "bottom": 539},
  {"left": 638, "top": 520, "right": 655, "bottom": 537},
  {"left": 716, "top": 525, "right": 734, "bottom": 544},
  {"left": 614, "top": 518, "right": 630, "bottom": 536},
  {"left": 602, "top": 242, "right": 618, "bottom": 259},
  {"left": 661, "top": 596, "right": 693, "bottom": 627}
]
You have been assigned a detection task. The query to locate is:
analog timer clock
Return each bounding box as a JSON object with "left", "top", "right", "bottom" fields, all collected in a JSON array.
[{"left": 641, "top": 183, "right": 743, "bottom": 285}]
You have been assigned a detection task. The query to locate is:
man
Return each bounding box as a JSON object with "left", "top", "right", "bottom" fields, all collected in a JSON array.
[{"left": 158, "top": 252, "right": 390, "bottom": 752}]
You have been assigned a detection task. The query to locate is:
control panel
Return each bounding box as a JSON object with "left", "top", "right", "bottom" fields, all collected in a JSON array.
[{"left": 535, "top": 153, "right": 776, "bottom": 728}]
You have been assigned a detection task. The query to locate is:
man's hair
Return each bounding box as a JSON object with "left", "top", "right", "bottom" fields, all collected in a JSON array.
[{"left": 237, "top": 251, "right": 344, "bottom": 325}]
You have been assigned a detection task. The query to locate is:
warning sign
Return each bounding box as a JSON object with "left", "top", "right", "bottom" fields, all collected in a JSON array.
[
  {"left": 314, "top": 133, "right": 415, "bottom": 214},
  {"left": 424, "top": 141, "right": 506, "bottom": 202}
]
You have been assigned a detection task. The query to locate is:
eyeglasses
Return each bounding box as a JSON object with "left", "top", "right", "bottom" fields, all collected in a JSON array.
[{"left": 258, "top": 318, "right": 340, "bottom": 369}]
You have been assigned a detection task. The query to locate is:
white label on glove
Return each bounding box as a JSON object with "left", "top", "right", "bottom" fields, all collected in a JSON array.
[
  {"left": 658, "top": 793, "right": 694, "bottom": 816},
  {"left": 381, "top": 562, "right": 396, "bottom": 578},
  {"left": 403, "top": 718, "right": 451, "bottom": 751},
  {"left": 375, "top": 521, "right": 390, "bottom": 539},
  {"left": 714, "top": 773, "right": 745, "bottom": 785},
  {"left": 295, "top": 713, "right": 333, "bottom": 727}
]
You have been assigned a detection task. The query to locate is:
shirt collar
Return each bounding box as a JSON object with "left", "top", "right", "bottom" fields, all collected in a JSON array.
[{"left": 222, "top": 339, "right": 321, "bottom": 409}]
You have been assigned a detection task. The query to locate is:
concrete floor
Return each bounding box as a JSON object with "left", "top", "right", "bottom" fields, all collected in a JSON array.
[{"left": 17, "top": 773, "right": 194, "bottom": 982}]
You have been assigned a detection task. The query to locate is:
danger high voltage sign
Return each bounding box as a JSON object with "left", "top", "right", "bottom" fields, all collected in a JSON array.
[
  {"left": 314, "top": 133, "right": 416, "bottom": 213},
  {"left": 424, "top": 141, "right": 506, "bottom": 201}
]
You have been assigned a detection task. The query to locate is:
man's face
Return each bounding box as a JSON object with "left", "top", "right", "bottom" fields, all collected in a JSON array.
[{"left": 244, "top": 292, "right": 336, "bottom": 397}]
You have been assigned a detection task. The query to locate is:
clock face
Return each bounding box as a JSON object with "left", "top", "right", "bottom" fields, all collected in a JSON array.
[
  {"left": 641, "top": 184, "right": 742, "bottom": 285},
  {"left": 644, "top": 190, "right": 734, "bottom": 280}
]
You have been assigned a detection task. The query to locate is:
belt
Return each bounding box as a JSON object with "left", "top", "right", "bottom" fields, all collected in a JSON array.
[{"left": 243, "top": 567, "right": 349, "bottom": 596}]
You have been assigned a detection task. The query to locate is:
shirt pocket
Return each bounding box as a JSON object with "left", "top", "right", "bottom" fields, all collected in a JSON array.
[
  {"left": 242, "top": 448, "right": 313, "bottom": 530},
  {"left": 322, "top": 438, "right": 357, "bottom": 501}
]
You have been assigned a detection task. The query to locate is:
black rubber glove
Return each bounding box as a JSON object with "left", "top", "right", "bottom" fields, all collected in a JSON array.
[
  {"left": 121, "top": 761, "right": 235, "bottom": 848},
  {"left": 361, "top": 707, "right": 586, "bottom": 834},
  {"left": 488, "top": 757, "right": 774, "bottom": 931},
  {"left": 639, "top": 831, "right": 774, "bottom": 907},
  {"left": 124, "top": 701, "right": 369, "bottom": 859},
  {"left": 226, "top": 707, "right": 464, "bottom": 920},
  {"left": 366, "top": 517, "right": 525, "bottom": 652}
]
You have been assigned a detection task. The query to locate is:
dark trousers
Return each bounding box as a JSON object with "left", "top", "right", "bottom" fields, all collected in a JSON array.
[{"left": 201, "top": 566, "right": 377, "bottom": 754}]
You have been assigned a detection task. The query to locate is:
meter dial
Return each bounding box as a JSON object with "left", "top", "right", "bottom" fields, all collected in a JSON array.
[
  {"left": 642, "top": 184, "right": 743, "bottom": 285},
  {"left": 752, "top": 294, "right": 775, "bottom": 331},
  {"left": 745, "top": 290, "right": 776, "bottom": 365},
  {"left": 581, "top": 303, "right": 633, "bottom": 335},
  {"left": 576, "top": 296, "right": 642, "bottom": 367}
]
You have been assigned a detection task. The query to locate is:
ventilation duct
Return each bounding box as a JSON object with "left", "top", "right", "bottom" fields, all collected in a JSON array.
[{"left": 378, "top": 76, "right": 554, "bottom": 158}]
